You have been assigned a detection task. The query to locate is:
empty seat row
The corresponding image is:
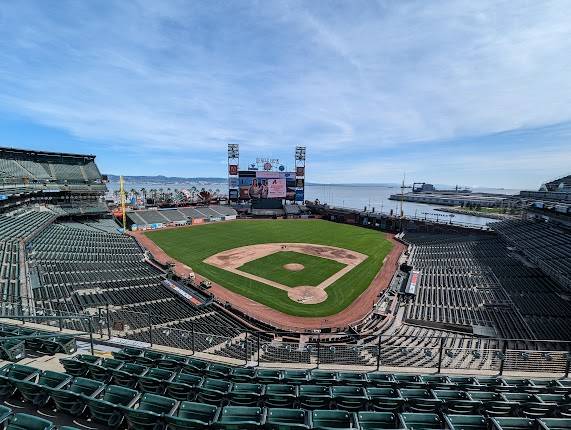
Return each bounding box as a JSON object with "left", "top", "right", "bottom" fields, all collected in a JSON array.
[{"left": 3, "top": 362, "right": 571, "bottom": 430}]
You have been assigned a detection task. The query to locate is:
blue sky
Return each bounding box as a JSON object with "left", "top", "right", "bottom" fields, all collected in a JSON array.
[{"left": 0, "top": 1, "right": 570, "bottom": 189}]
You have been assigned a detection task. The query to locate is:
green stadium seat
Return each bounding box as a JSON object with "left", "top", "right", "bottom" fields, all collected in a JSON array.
[
  {"left": 444, "top": 414, "right": 488, "bottom": 430},
  {"left": 529, "top": 380, "right": 557, "bottom": 393},
  {"left": 448, "top": 376, "right": 480, "bottom": 390},
  {"left": 468, "top": 391, "right": 505, "bottom": 402},
  {"left": 137, "top": 367, "right": 175, "bottom": 393},
  {"left": 82, "top": 384, "right": 139, "bottom": 429},
  {"left": 282, "top": 369, "right": 310, "bottom": 385},
  {"left": 265, "top": 408, "right": 310, "bottom": 430},
  {"left": 86, "top": 357, "right": 124, "bottom": 382},
  {"left": 338, "top": 371, "right": 368, "bottom": 386},
  {"left": 501, "top": 392, "right": 556, "bottom": 417},
  {"left": 165, "top": 401, "right": 219, "bottom": 430},
  {"left": 310, "top": 370, "right": 337, "bottom": 385},
  {"left": 539, "top": 419, "right": 571, "bottom": 430},
  {"left": 477, "top": 377, "right": 506, "bottom": 391},
  {"left": 165, "top": 372, "right": 203, "bottom": 401},
  {"left": 311, "top": 409, "right": 356, "bottom": 429},
  {"left": 519, "top": 402, "right": 557, "bottom": 419},
  {"left": 503, "top": 392, "right": 536, "bottom": 403},
  {"left": 552, "top": 381, "right": 571, "bottom": 395},
  {"left": 423, "top": 375, "right": 456, "bottom": 390},
  {"left": 501, "top": 378, "right": 536, "bottom": 393},
  {"left": 264, "top": 384, "right": 298, "bottom": 408},
  {"left": 206, "top": 363, "right": 233, "bottom": 379},
  {"left": 331, "top": 385, "right": 368, "bottom": 412},
  {"left": 0, "top": 404, "right": 12, "bottom": 425},
  {"left": 399, "top": 412, "right": 443, "bottom": 430},
  {"left": 0, "top": 364, "right": 40, "bottom": 398},
  {"left": 228, "top": 382, "right": 265, "bottom": 406},
  {"left": 111, "top": 362, "right": 148, "bottom": 388},
  {"left": 29, "top": 335, "right": 77, "bottom": 355},
  {"left": 231, "top": 367, "right": 257, "bottom": 382},
  {"left": 0, "top": 339, "right": 26, "bottom": 361},
  {"left": 215, "top": 406, "right": 264, "bottom": 429},
  {"left": 112, "top": 347, "right": 143, "bottom": 362},
  {"left": 135, "top": 350, "right": 164, "bottom": 367},
  {"left": 183, "top": 357, "right": 210, "bottom": 375},
  {"left": 490, "top": 417, "right": 536, "bottom": 430},
  {"left": 299, "top": 385, "right": 331, "bottom": 410},
  {"left": 535, "top": 394, "right": 568, "bottom": 404},
  {"left": 13, "top": 370, "right": 71, "bottom": 407},
  {"left": 46, "top": 377, "right": 104, "bottom": 416},
  {"left": 394, "top": 374, "right": 426, "bottom": 389},
  {"left": 6, "top": 413, "right": 54, "bottom": 430},
  {"left": 120, "top": 393, "right": 177, "bottom": 430},
  {"left": 366, "top": 387, "right": 405, "bottom": 412},
  {"left": 433, "top": 389, "right": 481, "bottom": 414},
  {"left": 255, "top": 368, "right": 282, "bottom": 384},
  {"left": 367, "top": 373, "right": 397, "bottom": 388},
  {"left": 357, "top": 411, "right": 399, "bottom": 429},
  {"left": 400, "top": 388, "right": 442, "bottom": 413},
  {"left": 60, "top": 354, "right": 100, "bottom": 377},
  {"left": 196, "top": 378, "right": 232, "bottom": 405},
  {"left": 481, "top": 401, "right": 519, "bottom": 417},
  {"left": 156, "top": 353, "right": 188, "bottom": 372}
]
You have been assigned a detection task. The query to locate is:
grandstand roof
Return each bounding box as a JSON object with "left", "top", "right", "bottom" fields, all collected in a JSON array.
[
  {"left": 0, "top": 146, "right": 96, "bottom": 161},
  {"left": 540, "top": 175, "right": 571, "bottom": 192}
]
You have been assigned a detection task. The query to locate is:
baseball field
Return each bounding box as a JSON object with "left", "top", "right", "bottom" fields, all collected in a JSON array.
[{"left": 144, "top": 219, "right": 393, "bottom": 317}]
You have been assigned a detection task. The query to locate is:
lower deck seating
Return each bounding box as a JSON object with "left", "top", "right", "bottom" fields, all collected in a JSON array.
[
  {"left": 0, "top": 323, "right": 77, "bottom": 362},
  {"left": 3, "top": 349, "right": 571, "bottom": 430}
]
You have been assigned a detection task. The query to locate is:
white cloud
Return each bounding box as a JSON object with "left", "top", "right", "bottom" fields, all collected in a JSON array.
[{"left": 0, "top": 0, "right": 569, "bottom": 185}]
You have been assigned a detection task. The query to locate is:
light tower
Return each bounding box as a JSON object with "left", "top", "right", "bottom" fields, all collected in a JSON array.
[
  {"left": 228, "top": 144, "right": 239, "bottom": 201},
  {"left": 294, "top": 146, "right": 306, "bottom": 203}
]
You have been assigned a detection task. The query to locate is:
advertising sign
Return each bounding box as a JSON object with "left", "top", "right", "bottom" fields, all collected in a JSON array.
[
  {"left": 295, "top": 190, "right": 305, "bottom": 201},
  {"left": 296, "top": 166, "right": 305, "bottom": 176},
  {"left": 267, "top": 177, "right": 286, "bottom": 198},
  {"left": 237, "top": 171, "right": 287, "bottom": 199},
  {"left": 228, "top": 165, "right": 238, "bottom": 175}
]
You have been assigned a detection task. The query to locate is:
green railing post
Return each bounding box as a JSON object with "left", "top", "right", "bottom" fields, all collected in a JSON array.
[
  {"left": 191, "top": 321, "right": 195, "bottom": 354},
  {"left": 105, "top": 304, "right": 111, "bottom": 339},
  {"left": 376, "top": 335, "right": 382, "bottom": 371}
]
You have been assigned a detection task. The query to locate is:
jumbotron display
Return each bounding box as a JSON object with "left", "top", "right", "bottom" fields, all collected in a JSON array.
[
  {"left": 236, "top": 170, "right": 300, "bottom": 200},
  {"left": 227, "top": 144, "right": 306, "bottom": 203}
]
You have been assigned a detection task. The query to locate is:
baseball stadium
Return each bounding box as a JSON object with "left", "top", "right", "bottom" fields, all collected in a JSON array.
[{"left": 0, "top": 144, "right": 570, "bottom": 430}]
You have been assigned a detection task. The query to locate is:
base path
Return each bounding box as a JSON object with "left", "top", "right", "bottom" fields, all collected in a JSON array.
[
  {"left": 204, "top": 243, "right": 367, "bottom": 304},
  {"left": 130, "top": 230, "right": 406, "bottom": 331}
]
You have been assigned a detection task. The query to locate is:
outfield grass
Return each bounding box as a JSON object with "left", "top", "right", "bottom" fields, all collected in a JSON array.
[
  {"left": 145, "top": 220, "right": 393, "bottom": 317},
  {"left": 238, "top": 251, "right": 346, "bottom": 288}
]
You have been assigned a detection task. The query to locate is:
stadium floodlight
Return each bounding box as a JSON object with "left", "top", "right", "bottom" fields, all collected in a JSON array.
[
  {"left": 295, "top": 146, "right": 306, "bottom": 161},
  {"left": 228, "top": 143, "right": 239, "bottom": 158}
]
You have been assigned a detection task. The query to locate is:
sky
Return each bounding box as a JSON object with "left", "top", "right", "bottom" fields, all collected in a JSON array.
[{"left": 0, "top": 1, "right": 570, "bottom": 189}]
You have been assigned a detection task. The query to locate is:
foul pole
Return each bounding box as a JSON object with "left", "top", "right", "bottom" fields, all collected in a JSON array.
[{"left": 120, "top": 175, "right": 127, "bottom": 231}]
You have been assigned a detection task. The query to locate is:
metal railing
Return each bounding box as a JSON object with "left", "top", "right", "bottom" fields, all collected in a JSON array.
[{"left": 2, "top": 298, "right": 570, "bottom": 376}]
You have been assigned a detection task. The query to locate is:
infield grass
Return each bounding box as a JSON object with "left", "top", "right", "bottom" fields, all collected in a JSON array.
[
  {"left": 238, "top": 251, "right": 346, "bottom": 288},
  {"left": 145, "top": 219, "right": 393, "bottom": 317}
]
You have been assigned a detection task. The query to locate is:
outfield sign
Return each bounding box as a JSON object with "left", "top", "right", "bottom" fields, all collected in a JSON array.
[{"left": 405, "top": 270, "right": 420, "bottom": 295}]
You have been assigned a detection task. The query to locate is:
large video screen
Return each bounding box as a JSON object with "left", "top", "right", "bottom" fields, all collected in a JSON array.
[{"left": 238, "top": 171, "right": 295, "bottom": 200}]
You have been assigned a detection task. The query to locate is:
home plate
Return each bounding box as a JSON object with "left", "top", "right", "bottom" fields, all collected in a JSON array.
[{"left": 288, "top": 286, "right": 328, "bottom": 304}]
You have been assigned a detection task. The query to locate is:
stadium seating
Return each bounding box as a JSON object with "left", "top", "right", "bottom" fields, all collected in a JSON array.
[
  {"left": 3, "top": 353, "right": 571, "bottom": 430},
  {"left": 493, "top": 220, "right": 571, "bottom": 288}
]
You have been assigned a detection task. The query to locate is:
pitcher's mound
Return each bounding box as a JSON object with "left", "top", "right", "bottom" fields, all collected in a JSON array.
[
  {"left": 288, "top": 286, "right": 328, "bottom": 304},
  {"left": 283, "top": 263, "right": 304, "bottom": 271}
]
